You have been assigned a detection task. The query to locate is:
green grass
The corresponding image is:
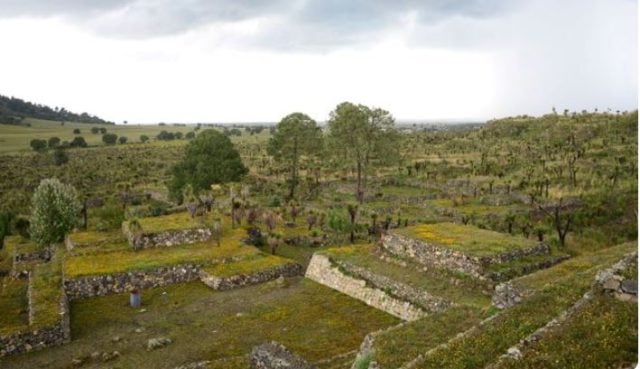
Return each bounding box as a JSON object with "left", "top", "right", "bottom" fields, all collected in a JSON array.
[
  {"left": 30, "top": 251, "right": 65, "bottom": 329},
  {"left": 1, "top": 278, "right": 399, "bottom": 369},
  {"left": 64, "top": 228, "right": 258, "bottom": 278},
  {"left": 372, "top": 306, "right": 484, "bottom": 369},
  {"left": 321, "top": 245, "right": 492, "bottom": 307},
  {"left": 494, "top": 295, "right": 637, "bottom": 369},
  {"left": 395, "top": 223, "right": 539, "bottom": 257},
  {"left": 67, "top": 229, "right": 125, "bottom": 248},
  {"left": 0, "top": 277, "right": 29, "bottom": 335},
  {"left": 203, "top": 254, "right": 296, "bottom": 278}
]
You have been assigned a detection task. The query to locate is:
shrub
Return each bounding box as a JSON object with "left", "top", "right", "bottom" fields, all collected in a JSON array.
[
  {"left": 118, "top": 136, "right": 128, "bottom": 144},
  {"left": 174, "top": 132, "right": 183, "bottom": 140},
  {"left": 140, "top": 134, "right": 149, "bottom": 143},
  {"left": 13, "top": 216, "right": 30, "bottom": 239},
  {"left": 91, "top": 127, "right": 100, "bottom": 134},
  {"left": 52, "top": 148, "right": 69, "bottom": 166},
  {"left": 185, "top": 131, "right": 196, "bottom": 140},
  {"left": 47, "top": 136, "right": 61, "bottom": 148},
  {"left": 70, "top": 136, "right": 87, "bottom": 148},
  {"left": 102, "top": 133, "right": 118, "bottom": 145},
  {"left": 268, "top": 195, "right": 281, "bottom": 207},
  {"left": 30, "top": 178, "right": 81, "bottom": 247},
  {"left": 30, "top": 139, "right": 47, "bottom": 152},
  {"left": 157, "top": 130, "right": 175, "bottom": 140},
  {"left": 73, "top": 128, "right": 81, "bottom": 134}
]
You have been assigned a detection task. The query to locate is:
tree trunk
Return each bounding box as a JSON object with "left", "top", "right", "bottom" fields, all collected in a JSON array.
[{"left": 356, "top": 161, "right": 363, "bottom": 203}]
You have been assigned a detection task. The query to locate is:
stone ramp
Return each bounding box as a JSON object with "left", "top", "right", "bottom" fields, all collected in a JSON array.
[{"left": 305, "top": 253, "right": 431, "bottom": 321}]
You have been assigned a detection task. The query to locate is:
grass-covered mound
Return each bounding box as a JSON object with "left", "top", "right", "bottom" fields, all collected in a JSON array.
[
  {"left": 64, "top": 228, "right": 257, "bottom": 278},
  {"left": 66, "top": 230, "right": 125, "bottom": 249},
  {"left": 29, "top": 251, "right": 65, "bottom": 329},
  {"left": 395, "top": 222, "right": 539, "bottom": 257},
  {"left": 320, "top": 245, "right": 492, "bottom": 307},
  {"left": 133, "top": 212, "right": 219, "bottom": 233}
]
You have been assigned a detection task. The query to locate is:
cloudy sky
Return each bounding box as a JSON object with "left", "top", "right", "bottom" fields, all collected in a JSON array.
[{"left": 0, "top": 0, "right": 636, "bottom": 123}]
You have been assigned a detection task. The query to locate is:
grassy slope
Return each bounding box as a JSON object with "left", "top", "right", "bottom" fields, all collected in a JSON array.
[{"left": 1, "top": 278, "right": 399, "bottom": 369}]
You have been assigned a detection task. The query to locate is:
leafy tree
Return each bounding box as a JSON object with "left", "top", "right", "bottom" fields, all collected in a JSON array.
[
  {"left": 102, "top": 133, "right": 118, "bottom": 145},
  {"left": 157, "top": 130, "right": 175, "bottom": 140},
  {"left": 91, "top": 127, "right": 100, "bottom": 134},
  {"left": 70, "top": 136, "right": 87, "bottom": 148},
  {"left": 118, "top": 136, "right": 128, "bottom": 144},
  {"left": 328, "top": 102, "right": 399, "bottom": 203},
  {"left": 169, "top": 129, "right": 248, "bottom": 201},
  {"left": 48, "top": 136, "right": 61, "bottom": 148},
  {"left": 30, "top": 139, "right": 47, "bottom": 152},
  {"left": 73, "top": 128, "right": 81, "bottom": 134},
  {"left": 99, "top": 127, "right": 107, "bottom": 134},
  {"left": 185, "top": 131, "right": 196, "bottom": 140},
  {"left": 174, "top": 132, "right": 183, "bottom": 140},
  {"left": 140, "top": 134, "right": 149, "bottom": 143},
  {"left": 267, "top": 112, "right": 323, "bottom": 200},
  {"left": 30, "top": 178, "right": 81, "bottom": 248}
]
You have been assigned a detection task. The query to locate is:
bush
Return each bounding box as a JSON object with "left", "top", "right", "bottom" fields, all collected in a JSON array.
[
  {"left": 118, "top": 136, "right": 128, "bottom": 144},
  {"left": 157, "top": 130, "right": 175, "bottom": 140},
  {"left": 185, "top": 131, "right": 195, "bottom": 139},
  {"left": 73, "top": 128, "right": 81, "bottom": 134},
  {"left": 268, "top": 195, "right": 282, "bottom": 207},
  {"left": 102, "top": 133, "right": 118, "bottom": 145},
  {"left": 93, "top": 202, "right": 125, "bottom": 231},
  {"left": 70, "top": 136, "right": 87, "bottom": 148},
  {"left": 48, "top": 137, "right": 61, "bottom": 148},
  {"left": 30, "top": 139, "right": 47, "bottom": 152},
  {"left": 140, "top": 134, "right": 149, "bottom": 143},
  {"left": 52, "top": 148, "right": 69, "bottom": 166},
  {"left": 91, "top": 127, "right": 100, "bottom": 134},
  {"left": 13, "top": 216, "right": 30, "bottom": 239},
  {"left": 30, "top": 178, "right": 81, "bottom": 247}
]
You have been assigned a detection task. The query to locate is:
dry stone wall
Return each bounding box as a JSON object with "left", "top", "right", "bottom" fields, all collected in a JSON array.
[
  {"left": 64, "top": 264, "right": 202, "bottom": 300},
  {"left": 200, "top": 263, "right": 303, "bottom": 291},
  {"left": 305, "top": 254, "right": 428, "bottom": 321},
  {"left": 123, "top": 222, "right": 212, "bottom": 250},
  {"left": 382, "top": 232, "right": 550, "bottom": 279}
]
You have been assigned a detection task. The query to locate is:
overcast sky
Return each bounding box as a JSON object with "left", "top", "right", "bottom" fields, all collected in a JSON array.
[{"left": 0, "top": 0, "right": 636, "bottom": 123}]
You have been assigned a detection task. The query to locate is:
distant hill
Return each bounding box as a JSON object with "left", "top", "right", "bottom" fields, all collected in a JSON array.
[{"left": 0, "top": 94, "right": 113, "bottom": 125}]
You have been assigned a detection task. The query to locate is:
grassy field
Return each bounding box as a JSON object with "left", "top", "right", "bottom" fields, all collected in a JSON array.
[
  {"left": 1, "top": 278, "right": 399, "bottom": 369},
  {"left": 202, "top": 254, "right": 297, "bottom": 278}
]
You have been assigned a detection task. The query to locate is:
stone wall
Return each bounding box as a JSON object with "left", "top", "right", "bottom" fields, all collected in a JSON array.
[
  {"left": 250, "top": 341, "right": 315, "bottom": 369},
  {"left": 200, "top": 263, "right": 303, "bottom": 291},
  {"left": 382, "top": 232, "right": 549, "bottom": 279},
  {"left": 64, "top": 264, "right": 202, "bottom": 300},
  {"left": 123, "top": 221, "right": 212, "bottom": 250},
  {"left": 0, "top": 276, "right": 70, "bottom": 357},
  {"left": 305, "top": 254, "right": 428, "bottom": 321}
]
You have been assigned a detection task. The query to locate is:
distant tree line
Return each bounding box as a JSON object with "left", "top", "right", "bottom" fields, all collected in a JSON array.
[{"left": 0, "top": 94, "right": 113, "bottom": 125}]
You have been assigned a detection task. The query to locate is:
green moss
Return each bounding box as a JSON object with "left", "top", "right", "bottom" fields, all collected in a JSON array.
[
  {"left": 494, "top": 295, "right": 637, "bottom": 369},
  {"left": 64, "top": 228, "right": 259, "bottom": 277},
  {"left": 321, "top": 245, "right": 492, "bottom": 307},
  {"left": 203, "top": 254, "right": 297, "bottom": 277},
  {"left": 395, "top": 223, "right": 540, "bottom": 257}
]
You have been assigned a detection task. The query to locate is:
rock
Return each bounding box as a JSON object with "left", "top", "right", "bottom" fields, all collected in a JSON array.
[
  {"left": 24, "top": 343, "right": 32, "bottom": 352},
  {"left": 615, "top": 292, "right": 637, "bottom": 303},
  {"left": 71, "top": 358, "right": 85, "bottom": 366},
  {"left": 147, "top": 337, "right": 172, "bottom": 351},
  {"left": 134, "top": 327, "right": 145, "bottom": 333},
  {"left": 506, "top": 347, "right": 522, "bottom": 360},
  {"left": 603, "top": 278, "right": 621, "bottom": 291},
  {"left": 275, "top": 275, "right": 286, "bottom": 286},
  {"left": 111, "top": 336, "right": 121, "bottom": 343},
  {"left": 621, "top": 280, "right": 638, "bottom": 295},
  {"left": 91, "top": 351, "right": 101, "bottom": 360},
  {"left": 236, "top": 312, "right": 244, "bottom": 317}
]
